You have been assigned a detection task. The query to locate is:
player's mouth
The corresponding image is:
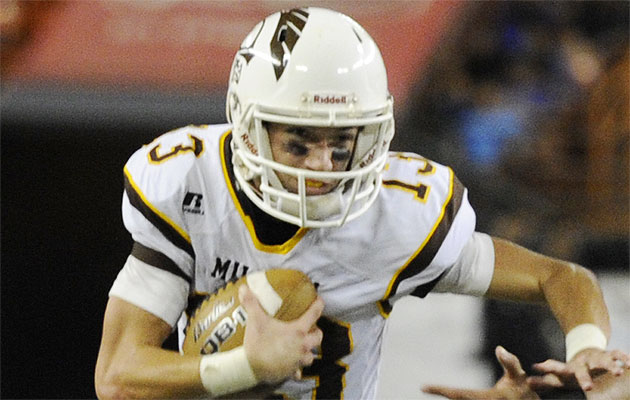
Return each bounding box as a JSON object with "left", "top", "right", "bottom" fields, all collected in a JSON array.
[
  {"left": 306, "top": 179, "right": 324, "bottom": 188},
  {"left": 305, "top": 179, "right": 335, "bottom": 195}
]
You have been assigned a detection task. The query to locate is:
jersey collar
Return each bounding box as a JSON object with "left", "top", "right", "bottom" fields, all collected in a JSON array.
[{"left": 220, "top": 130, "right": 308, "bottom": 254}]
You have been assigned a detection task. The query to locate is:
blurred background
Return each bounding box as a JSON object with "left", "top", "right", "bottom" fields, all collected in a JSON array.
[{"left": 1, "top": 1, "right": 628, "bottom": 398}]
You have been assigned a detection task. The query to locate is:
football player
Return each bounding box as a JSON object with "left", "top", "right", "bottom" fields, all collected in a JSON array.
[{"left": 95, "top": 7, "right": 629, "bottom": 399}]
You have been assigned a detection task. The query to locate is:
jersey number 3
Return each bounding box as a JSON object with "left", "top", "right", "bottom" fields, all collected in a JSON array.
[
  {"left": 148, "top": 134, "right": 204, "bottom": 164},
  {"left": 302, "top": 317, "right": 352, "bottom": 399}
]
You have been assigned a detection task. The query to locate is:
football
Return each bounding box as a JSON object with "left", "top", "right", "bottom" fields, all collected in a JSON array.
[{"left": 182, "top": 269, "right": 317, "bottom": 355}]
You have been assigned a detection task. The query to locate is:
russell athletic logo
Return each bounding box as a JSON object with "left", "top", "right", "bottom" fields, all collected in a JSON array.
[{"left": 183, "top": 192, "right": 204, "bottom": 215}]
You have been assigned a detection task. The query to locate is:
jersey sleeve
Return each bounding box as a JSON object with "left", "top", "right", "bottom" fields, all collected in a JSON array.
[
  {"left": 114, "top": 128, "right": 202, "bottom": 319},
  {"left": 376, "top": 152, "right": 479, "bottom": 308},
  {"left": 433, "top": 231, "right": 495, "bottom": 296},
  {"left": 109, "top": 255, "right": 189, "bottom": 327},
  {"left": 122, "top": 128, "right": 199, "bottom": 280}
]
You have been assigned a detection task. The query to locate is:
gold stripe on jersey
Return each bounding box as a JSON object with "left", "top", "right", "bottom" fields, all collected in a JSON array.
[
  {"left": 219, "top": 130, "right": 307, "bottom": 255},
  {"left": 378, "top": 167, "right": 465, "bottom": 317},
  {"left": 124, "top": 166, "right": 194, "bottom": 259}
]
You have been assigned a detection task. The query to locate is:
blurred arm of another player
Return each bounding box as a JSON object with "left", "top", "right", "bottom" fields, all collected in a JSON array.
[
  {"left": 423, "top": 346, "right": 630, "bottom": 400},
  {"left": 422, "top": 346, "right": 540, "bottom": 400},
  {"left": 528, "top": 353, "right": 630, "bottom": 399}
]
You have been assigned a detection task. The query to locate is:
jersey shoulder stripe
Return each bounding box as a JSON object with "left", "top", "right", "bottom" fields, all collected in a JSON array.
[
  {"left": 131, "top": 241, "right": 192, "bottom": 284},
  {"left": 378, "top": 165, "right": 466, "bottom": 315},
  {"left": 124, "top": 165, "right": 195, "bottom": 259},
  {"left": 409, "top": 270, "right": 448, "bottom": 299},
  {"left": 403, "top": 170, "right": 465, "bottom": 285}
]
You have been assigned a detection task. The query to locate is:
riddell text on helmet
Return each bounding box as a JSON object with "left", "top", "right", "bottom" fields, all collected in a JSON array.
[{"left": 313, "top": 95, "right": 347, "bottom": 104}]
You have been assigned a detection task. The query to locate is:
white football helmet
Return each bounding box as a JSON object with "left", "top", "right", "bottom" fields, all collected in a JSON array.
[{"left": 226, "top": 7, "right": 394, "bottom": 228}]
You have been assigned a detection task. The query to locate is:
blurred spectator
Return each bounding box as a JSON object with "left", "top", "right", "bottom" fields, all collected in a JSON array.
[
  {"left": 0, "top": 1, "right": 54, "bottom": 76},
  {"left": 400, "top": 0, "right": 628, "bottom": 256},
  {"left": 585, "top": 49, "right": 629, "bottom": 238},
  {"left": 397, "top": 2, "right": 629, "bottom": 394},
  {"left": 503, "top": 47, "right": 629, "bottom": 260}
]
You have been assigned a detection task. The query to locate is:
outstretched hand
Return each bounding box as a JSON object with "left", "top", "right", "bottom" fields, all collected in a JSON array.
[
  {"left": 422, "top": 346, "right": 539, "bottom": 400},
  {"left": 529, "top": 348, "right": 630, "bottom": 393},
  {"left": 239, "top": 284, "right": 324, "bottom": 384}
]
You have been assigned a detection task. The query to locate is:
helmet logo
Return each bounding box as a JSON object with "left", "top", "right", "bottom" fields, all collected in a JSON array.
[
  {"left": 313, "top": 94, "right": 348, "bottom": 104},
  {"left": 240, "top": 133, "right": 258, "bottom": 155},
  {"left": 270, "top": 9, "right": 309, "bottom": 80}
]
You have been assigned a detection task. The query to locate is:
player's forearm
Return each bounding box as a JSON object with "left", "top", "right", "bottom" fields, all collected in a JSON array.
[
  {"left": 540, "top": 262, "right": 610, "bottom": 338},
  {"left": 487, "top": 237, "right": 611, "bottom": 336},
  {"left": 95, "top": 346, "right": 206, "bottom": 399},
  {"left": 95, "top": 297, "right": 208, "bottom": 399}
]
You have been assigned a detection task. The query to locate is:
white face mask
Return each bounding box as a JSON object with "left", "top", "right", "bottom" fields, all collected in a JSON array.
[{"left": 227, "top": 7, "right": 395, "bottom": 227}]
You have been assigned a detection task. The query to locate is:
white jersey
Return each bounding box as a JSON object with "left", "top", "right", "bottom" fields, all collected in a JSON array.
[{"left": 114, "top": 124, "right": 489, "bottom": 399}]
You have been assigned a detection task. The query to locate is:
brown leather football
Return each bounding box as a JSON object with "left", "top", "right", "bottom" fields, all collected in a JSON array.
[{"left": 182, "top": 269, "right": 317, "bottom": 355}]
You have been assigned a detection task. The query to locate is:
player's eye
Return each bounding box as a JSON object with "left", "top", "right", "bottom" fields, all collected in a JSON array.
[
  {"left": 337, "top": 133, "right": 354, "bottom": 142},
  {"left": 286, "top": 142, "right": 308, "bottom": 157},
  {"left": 332, "top": 148, "right": 351, "bottom": 162}
]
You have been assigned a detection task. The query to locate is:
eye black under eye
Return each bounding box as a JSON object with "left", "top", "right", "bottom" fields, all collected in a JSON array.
[
  {"left": 332, "top": 149, "right": 351, "bottom": 162},
  {"left": 287, "top": 142, "right": 308, "bottom": 156}
]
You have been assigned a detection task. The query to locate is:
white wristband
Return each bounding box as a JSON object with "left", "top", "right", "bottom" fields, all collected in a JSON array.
[
  {"left": 565, "top": 323, "right": 607, "bottom": 362},
  {"left": 199, "top": 346, "right": 258, "bottom": 396}
]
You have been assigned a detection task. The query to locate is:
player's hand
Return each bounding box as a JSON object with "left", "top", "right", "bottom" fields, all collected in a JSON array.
[
  {"left": 530, "top": 348, "right": 630, "bottom": 393},
  {"left": 239, "top": 284, "right": 324, "bottom": 384},
  {"left": 422, "top": 346, "right": 540, "bottom": 400}
]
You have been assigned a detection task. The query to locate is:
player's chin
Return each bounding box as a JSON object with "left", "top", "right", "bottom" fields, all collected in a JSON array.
[{"left": 305, "top": 186, "right": 335, "bottom": 196}]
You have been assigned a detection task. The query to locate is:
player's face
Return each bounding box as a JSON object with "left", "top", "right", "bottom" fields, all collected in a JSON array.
[{"left": 267, "top": 122, "right": 358, "bottom": 195}]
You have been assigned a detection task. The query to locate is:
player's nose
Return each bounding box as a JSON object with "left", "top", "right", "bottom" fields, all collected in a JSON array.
[{"left": 303, "top": 145, "right": 334, "bottom": 171}]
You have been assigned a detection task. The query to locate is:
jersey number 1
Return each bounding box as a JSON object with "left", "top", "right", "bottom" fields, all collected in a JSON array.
[{"left": 382, "top": 154, "right": 435, "bottom": 202}]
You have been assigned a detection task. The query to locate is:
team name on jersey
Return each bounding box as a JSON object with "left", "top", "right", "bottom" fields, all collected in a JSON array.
[{"left": 212, "top": 257, "right": 250, "bottom": 282}]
